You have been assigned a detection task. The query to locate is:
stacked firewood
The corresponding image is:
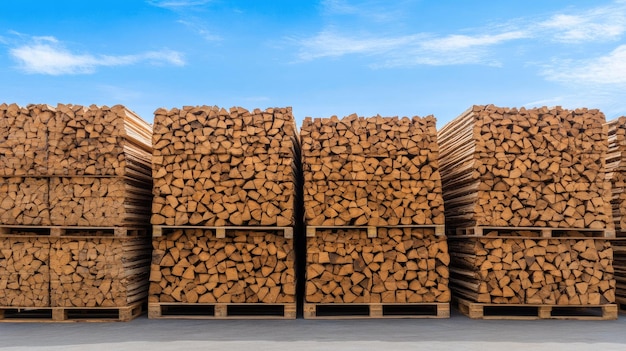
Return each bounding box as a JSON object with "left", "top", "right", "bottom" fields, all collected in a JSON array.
[
  {"left": 438, "top": 105, "right": 611, "bottom": 230},
  {"left": 149, "top": 106, "right": 299, "bottom": 315},
  {"left": 302, "top": 113, "right": 449, "bottom": 311},
  {"left": 0, "top": 102, "right": 153, "bottom": 313},
  {"left": 605, "top": 116, "right": 626, "bottom": 306},
  {"left": 151, "top": 106, "right": 299, "bottom": 227},
  {"left": 302, "top": 114, "right": 444, "bottom": 226},
  {"left": 440, "top": 105, "right": 615, "bottom": 308}
]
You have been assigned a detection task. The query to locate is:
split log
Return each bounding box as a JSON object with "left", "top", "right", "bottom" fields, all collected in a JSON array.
[
  {"left": 301, "top": 114, "right": 444, "bottom": 226},
  {"left": 306, "top": 227, "right": 449, "bottom": 304},
  {"left": 449, "top": 237, "right": 615, "bottom": 304},
  {"left": 0, "top": 103, "right": 51, "bottom": 176},
  {"left": 149, "top": 229, "right": 295, "bottom": 304},
  {"left": 439, "top": 105, "right": 612, "bottom": 230},
  {"left": 49, "top": 237, "right": 151, "bottom": 307},
  {"left": 0, "top": 237, "right": 51, "bottom": 307},
  {"left": 151, "top": 106, "right": 299, "bottom": 226},
  {"left": 0, "top": 177, "right": 50, "bottom": 225},
  {"left": 606, "top": 116, "right": 626, "bottom": 235}
]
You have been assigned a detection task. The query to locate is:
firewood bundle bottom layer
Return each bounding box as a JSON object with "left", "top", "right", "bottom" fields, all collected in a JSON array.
[
  {"left": 301, "top": 114, "right": 444, "bottom": 226},
  {"left": 449, "top": 237, "right": 615, "bottom": 305},
  {"left": 149, "top": 229, "right": 295, "bottom": 304},
  {"left": 0, "top": 236, "right": 150, "bottom": 308},
  {"left": 439, "top": 105, "right": 611, "bottom": 230},
  {"left": 306, "top": 228, "right": 450, "bottom": 304},
  {"left": 151, "top": 106, "right": 299, "bottom": 227}
]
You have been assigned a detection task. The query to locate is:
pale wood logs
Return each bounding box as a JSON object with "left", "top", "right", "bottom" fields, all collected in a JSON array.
[
  {"left": 302, "top": 114, "right": 444, "bottom": 226},
  {"left": 306, "top": 228, "right": 449, "bottom": 303},
  {"left": 149, "top": 229, "right": 296, "bottom": 304},
  {"left": 0, "top": 237, "right": 50, "bottom": 307},
  {"left": 438, "top": 105, "right": 612, "bottom": 230},
  {"left": 449, "top": 237, "right": 615, "bottom": 305},
  {"left": 49, "top": 237, "right": 151, "bottom": 307},
  {"left": 151, "top": 106, "right": 299, "bottom": 227},
  {"left": 0, "top": 177, "right": 50, "bottom": 225}
]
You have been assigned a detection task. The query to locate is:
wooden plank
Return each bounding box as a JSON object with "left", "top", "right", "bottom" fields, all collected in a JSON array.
[
  {"left": 454, "top": 298, "right": 618, "bottom": 320},
  {"left": 302, "top": 303, "right": 449, "bottom": 319},
  {"left": 0, "top": 302, "right": 144, "bottom": 323},
  {"left": 147, "top": 303, "right": 296, "bottom": 320}
]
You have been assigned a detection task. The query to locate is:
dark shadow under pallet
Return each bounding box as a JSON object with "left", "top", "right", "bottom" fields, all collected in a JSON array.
[
  {"left": 453, "top": 298, "right": 618, "bottom": 320},
  {"left": 0, "top": 302, "right": 144, "bottom": 322},
  {"left": 148, "top": 302, "right": 296, "bottom": 319},
  {"left": 303, "top": 303, "right": 450, "bottom": 319}
]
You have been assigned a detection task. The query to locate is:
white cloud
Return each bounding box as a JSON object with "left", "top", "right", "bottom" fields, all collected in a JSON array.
[
  {"left": 147, "top": 0, "right": 212, "bottom": 9},
  {"left": 177, "top": 20, "right": 221, "bottom": 41},
  {"left": 9, "top": 36, "right": 184, "bottom": 75},
  {"left": 542, "top": 45, "right": 626, "bottom": 85},
  {"left": 540, "top": 3, "right": 626, "bottom": 43},
  {"left": 294, "top": 29, "right": 527, "bottom": 67}
]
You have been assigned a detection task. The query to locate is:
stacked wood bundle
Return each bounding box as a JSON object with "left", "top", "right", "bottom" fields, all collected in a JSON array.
[
  {"left": 438, "top": 105, "right": 612, "bottom": 230},
  {"left": 449, "top": 237, "right": 615, "bottom": 305},
  {"left": 151, "top": 106, "right": 299, "bottom": 227},
  {"left": 49, "top": 237, "right": 151, "bottom": 307},
  {"left": 0, "top": 237, "right": 50, "bottom": 307},
  {"left": 0, "top": 177, "right": 50, "bottom": 225},
  {"left": 149, "top": 228, "right": 295, "bottom": 304},
  {"left": 0, "top": 103, "right": 51, "bottom": 176},
  {"left": 306, "top": 228, "right": 449, "bottom": 303},
  {"left": 301, "top": 114, "right": 444, "bottom": 226}
]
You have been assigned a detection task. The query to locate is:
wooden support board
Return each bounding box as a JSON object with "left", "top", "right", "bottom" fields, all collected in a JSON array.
[
  {"left": 0, "top": 225, "right": 148, "bottom": 238},
  {"left": 152, "top": 225, "right": 293, "bottom": 238},
  {"left": 303, "top": 303, "right": 449, "bottom": 319},
  {"left": 148, "top": 303, "right": 296, "bottom": 320},
  {"left": 454, "top": 297, "right": 618, "bottom": 320},
  {"left": 0, "top": 301, "right": 144, "bottom": 323},
  {"left": 453, "top": 226, "right": 614, "bottom": 238},
  {"left": 306, "top": 225, "right": 445, "bottom": 237}
]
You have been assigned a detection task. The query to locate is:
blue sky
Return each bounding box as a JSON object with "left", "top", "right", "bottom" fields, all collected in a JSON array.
[{"left": 1, "top": 0, "right": 625, "bottom": 127}]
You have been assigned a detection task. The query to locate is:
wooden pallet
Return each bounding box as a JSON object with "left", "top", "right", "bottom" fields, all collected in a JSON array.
[
  {"left": 616, "top": 297, "right": 626, "bottom": 314},
  {"left": 453, "top": 298, "right": 618, "bottom": 320},
  {"left": 452, "top": 226, "right": 614, "bottom": 239},
  {"left": 0, "top": 302, "right": 144, "bottom": 323},
  {"left": 303, "top": 303, "right": 449, "bottom": 319},
  {"left": 306, "top": 225, "right": 445, "bottom": 238},
  {"left": 152, "top": 225, "right": 293, "bottom": 238},
  {"left": 0, "top": 225, "right": 148, "bottom": 237},
  {"left": 148, "top": 303, "right": 296, "bottom": 319}
]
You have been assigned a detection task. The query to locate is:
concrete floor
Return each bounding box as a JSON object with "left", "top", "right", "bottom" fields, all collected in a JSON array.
[{"left": 1, "top": 310, "right": 625, "bottom": 351}]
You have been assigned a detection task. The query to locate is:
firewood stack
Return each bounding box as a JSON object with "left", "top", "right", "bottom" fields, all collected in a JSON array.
[
  {"left": 0, "top": 103, "right": 152, "bottom": 319},
  {"left": 606, "top": 116, "right": 626, "bottom": 308},
  {"left": 439, "top": 105, "right": 616, "bottom": 314},
  {"left": 149, "top": 106, "right": 299, "bottom": 319},
  {"left": 301, "top": 114, "right": 449, "bottom": 318}
]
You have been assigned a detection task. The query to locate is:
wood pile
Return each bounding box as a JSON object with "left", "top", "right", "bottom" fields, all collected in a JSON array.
[
  {"left": 438, "top": 105, "right": 612, "bottom": 230},
  {"left": 605, "top": 116, "right": 626, "bottom": 307},
  {"left": 149, "top": 229, "right": 295, "bottom": 304},
  {"left": 302, "top": 113, "right": 449, "bottom": 315},
  {"left": 302, "top": 114, "right": 444, "bottom": 226},
  {"left": 449, "top": 237, "right": 615, "bottom": 305},
  {"left": 151, "top": 106, "right": 299, "bottom": 227},
  {"left": 0, "top": 102, "right": 153, "bottom": 317},
  {"left": 307, "top": 228, "right": 449, "bottom": 303}
]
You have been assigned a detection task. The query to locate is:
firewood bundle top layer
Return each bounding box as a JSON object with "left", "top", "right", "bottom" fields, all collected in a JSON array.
[
  {"left": 0, "top": 103, "right": 152, "bottom": 178},
  {"left": 302, "top": 113, "right": 444, "bottom": 226},
  {"left": 151, "top": 106, "right": 299, "bottom": 227},
  {"left": 439, "top": 105, "right": 612, "bottom": 230},
  {"left": 0, "top": 103, "right": 53, "bottom": 176},
  {"left": 606, "top": 117, "right": 626, "bottom": 235}
]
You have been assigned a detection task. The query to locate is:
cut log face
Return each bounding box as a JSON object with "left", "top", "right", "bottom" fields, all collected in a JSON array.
[
  {"left": 49, "top": 237, "right": 151, "bottom": 307},
  {"left": 49, "top": 177, "right": 152, "bottom": 227},
  {"left": 438, "top": 105, "right": 612, "bottom": 230},
  {"left": 0, "top": 237, "right": 50, "bottom": 307},
  {"left": 151, "top": 106, "right": 299, "bottom": 227},
  {"left": 149, "top": 229, "right": 296, "bottom": 304},
  {"left": 606, "top": 116, "right": 626, "bottom": 235},
  {"left": 306, "top": 227, "right": 450, "bottom": 304},
  {"left": 0, "top": 103, "right": 51, "bottom": 176},
  {"left": 0, "top": 177, "right": 50, "bottom": 225},
  {"left": 449, "top": 238, "right": 615, "bottom": 305},
  {"left": 301, "top": 114, "right": 444, "bottom": 226}
]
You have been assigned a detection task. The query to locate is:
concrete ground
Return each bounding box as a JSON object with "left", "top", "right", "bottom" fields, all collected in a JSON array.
[{"left": 1, "top": 310, "right": 625, "bottom": 351}]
